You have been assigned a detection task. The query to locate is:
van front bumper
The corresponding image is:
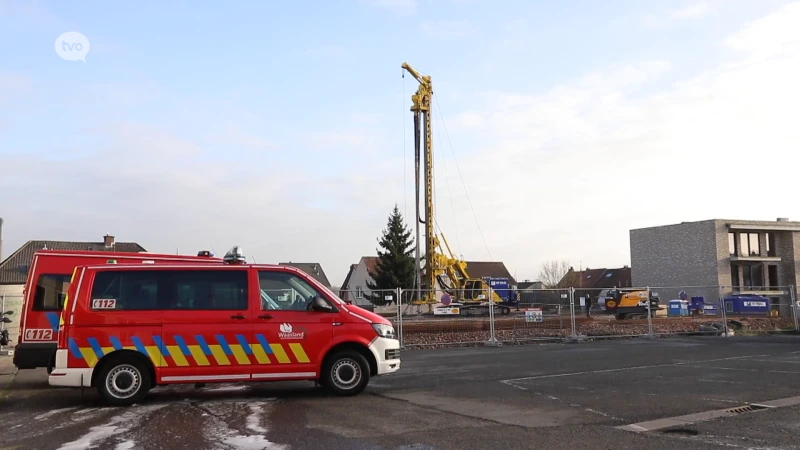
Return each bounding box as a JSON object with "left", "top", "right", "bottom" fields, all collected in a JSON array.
[
  {"left": 368, "top": 337, "right": 401, "bottom": 375},
  {"left": 48, "top": 349, "right": 93, "bottom": 387}
]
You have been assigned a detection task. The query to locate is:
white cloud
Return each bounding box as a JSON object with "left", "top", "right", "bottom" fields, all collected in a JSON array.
[
  {"left": 670, "top": 2, "right": 712, "bottom": 19},
  {"left": 363, "top": 0, "right": 416, "bottom": 15},
  {"left": 724, "top": 1, "right": 800, "bottom": 58},
  {"left": 419, "top": 19, "right": 477, "bottom": 38},
  {"left": 429, "top": 2, "right": 800, "bottom": 279},
  {"left": 641, "top": 1, "right": 716, "bottom": 28}
]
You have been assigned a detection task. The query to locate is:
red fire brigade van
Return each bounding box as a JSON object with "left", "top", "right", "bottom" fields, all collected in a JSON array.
[
  {"left": 48, "top": 246, "right": 401, "bottom": 405},
  {"left": 14, "top": 249, "right": 221, "bottom": 372}
]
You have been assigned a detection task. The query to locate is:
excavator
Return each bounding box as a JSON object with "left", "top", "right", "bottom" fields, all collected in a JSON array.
[
  {"left": 402, "top": 62, "right": 513, "bottom": 317},
  {"left": 602, "top": 288, "right": 662, "bottom": 320}
]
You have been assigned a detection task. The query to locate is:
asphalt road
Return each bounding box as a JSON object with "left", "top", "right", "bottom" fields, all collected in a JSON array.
[{"left": 1, "top": 335, "right": 800, "bottom": 449}]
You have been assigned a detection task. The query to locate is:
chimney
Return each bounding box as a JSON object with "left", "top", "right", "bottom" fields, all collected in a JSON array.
[
  {"left": 104, "top": 234, "right": 115, "bottom": 248},
  {"left": 777, "top": 217, "right": 789, "bottom": 222},
  {"left": 0, "top": 217, "right": 3, "bottom": 261}
]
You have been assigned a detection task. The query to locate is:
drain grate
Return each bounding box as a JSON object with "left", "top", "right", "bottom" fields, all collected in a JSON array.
[{"left": 725, "top": 404, "right": 769, "bottom": 415}]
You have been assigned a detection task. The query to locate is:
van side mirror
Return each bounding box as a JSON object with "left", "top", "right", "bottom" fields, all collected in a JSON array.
[{"left": 311, "top": 296, "right": 334, "bottom": 312}]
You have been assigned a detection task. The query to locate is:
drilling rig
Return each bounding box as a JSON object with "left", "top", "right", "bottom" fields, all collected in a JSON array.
[{"left": 402, "top": 62, "right": 514, "bottom": 316}]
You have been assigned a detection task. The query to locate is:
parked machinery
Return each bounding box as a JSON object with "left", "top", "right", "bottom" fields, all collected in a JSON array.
[{"left": 602, "top": 288, "right": 662, "bottom": 320}]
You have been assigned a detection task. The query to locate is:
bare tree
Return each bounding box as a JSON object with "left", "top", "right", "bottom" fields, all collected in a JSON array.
[{"left": 538, "top": 260, "right": 577, "bottom": 288}]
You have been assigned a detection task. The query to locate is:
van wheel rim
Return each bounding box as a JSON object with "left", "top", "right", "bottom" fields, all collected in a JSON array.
[
  {"left": 107, "top": 365, "right": 141, "bottom": 399},
  {"left": 331, "top": 359, "right": 360, "bottom": 390}
]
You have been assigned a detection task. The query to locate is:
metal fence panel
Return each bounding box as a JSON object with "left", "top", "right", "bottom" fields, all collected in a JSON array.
[
  {"left": 396, "top": 288, "right": 493, "bottom": 348},
  {"left": 1, "top": 294, "right": 23, "bottom": 350},
  {"left": 504, "top": 288, "right": 572, "bottom": 343}
]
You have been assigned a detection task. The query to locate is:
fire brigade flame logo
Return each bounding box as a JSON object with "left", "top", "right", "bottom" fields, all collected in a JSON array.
[{"left": 279, "top": 323, "right": 305, "bottom": 340}]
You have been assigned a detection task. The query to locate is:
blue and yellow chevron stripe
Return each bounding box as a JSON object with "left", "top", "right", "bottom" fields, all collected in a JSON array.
[{"left": 68, "top": 334, "right": 311, "bottom": 368}]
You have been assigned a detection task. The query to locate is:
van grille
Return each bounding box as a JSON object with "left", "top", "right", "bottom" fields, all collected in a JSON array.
[{"left": 385, "top": 349, "right": 400, "bottom": 360}]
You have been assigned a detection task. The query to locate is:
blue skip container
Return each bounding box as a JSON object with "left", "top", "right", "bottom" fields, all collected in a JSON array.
[{"left": 724, "top": 294, "right": 771, "bottom": 316}]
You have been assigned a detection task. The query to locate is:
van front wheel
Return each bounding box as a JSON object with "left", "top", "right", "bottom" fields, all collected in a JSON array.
[
  {"left": 97, "top": 356, "right": 151, "bottom": 406},
  {"left": 322, "top": 351, "right": 369, "bottom": 396}
]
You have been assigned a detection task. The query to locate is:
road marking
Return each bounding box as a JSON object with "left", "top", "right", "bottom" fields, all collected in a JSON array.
[
  {"left": 500, "top": 354, "right": 772, "bottom": 384},
  {"left": 749, "top": 359, "right": 800, "bottom": 365},
  {"left": 696, "top": 366, "right": 800, "bottom": 375}
]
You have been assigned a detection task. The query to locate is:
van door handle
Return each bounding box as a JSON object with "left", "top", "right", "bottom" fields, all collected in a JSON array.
[
  {"left": 258, "top": 314, "right": 273, "bottom": 319},
  {"left": 230, "top": 314, "right": 246, "bottom": 320}
]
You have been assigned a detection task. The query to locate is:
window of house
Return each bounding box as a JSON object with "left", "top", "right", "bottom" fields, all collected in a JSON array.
[
  {"left": 741, "top": 264, "right": 764, "bottom": 288},
  {"left": 258, "top": 270, "right": 332, "bottom": 311},
  {"left": 751, "top": 264, "right": 764, "bottom": 287},
  {"left": 356, "top": 286, "right": 364, "bottom": 299},
  {"left": 32, "top": 274, "right": 72, "bottom": 311},
  {"left": 739, "top": 233, "right": 760, "bottom": 256},
  {"left": 768, "top": 265, "right": 778, "bottom": 288},
  {"left": 730, "top": 265, "right": 740, "bottom": 288},
  {"left": 728, "top": 232, "right": 736, "bottom": 255},
  {"left": 767, "top": 233, "right": 776, "bottom": 257},
  {"left": 749, "top": 233, "right": 760, "bottom": 256}
]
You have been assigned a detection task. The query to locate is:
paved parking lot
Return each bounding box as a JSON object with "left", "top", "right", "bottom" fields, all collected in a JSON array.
[{"left": 1, "top": 335, "right": 799, "bottom": 449}]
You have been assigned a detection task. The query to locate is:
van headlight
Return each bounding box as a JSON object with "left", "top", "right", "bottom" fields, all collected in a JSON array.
[{"left": 372, "top": 323, "right": 396, "bottom": 339}]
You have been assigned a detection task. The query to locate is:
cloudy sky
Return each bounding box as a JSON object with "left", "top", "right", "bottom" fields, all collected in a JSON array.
[{"left": 1, "top": 0, "right": 799, "bottom": 286}]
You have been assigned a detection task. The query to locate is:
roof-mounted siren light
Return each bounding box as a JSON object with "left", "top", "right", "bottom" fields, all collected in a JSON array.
[
  {"left": 197, "top": 250, "right": 215, "bottom": 257},
  {"left": 223, "top": 246, "right": 247, "bottom": 265}
]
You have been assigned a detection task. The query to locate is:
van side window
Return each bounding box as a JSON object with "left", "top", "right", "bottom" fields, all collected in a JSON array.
[
  {"left": 91, "top": 271, "right": 161, "bottom": 311},
  {"left": 33, "top": 274, "right": 72, "bottom": 311},
  {"left": 258, "top": 270, "right": 330, "bottom": 311},
  {"left": 167, "top": 270, "right": 248, "bottom": 311}
]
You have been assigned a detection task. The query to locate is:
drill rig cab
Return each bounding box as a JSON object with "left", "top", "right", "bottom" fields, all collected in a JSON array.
[{"left": 603, "top": 288, "right": 662, "bottom": 320}]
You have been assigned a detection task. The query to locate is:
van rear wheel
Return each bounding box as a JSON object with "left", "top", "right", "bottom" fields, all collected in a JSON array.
[
  {"left": 96, "top": 356, "right": 151, "bottom": 406},
  {"left": 322, "top": 351, "right": 369, "bottom": 396}
]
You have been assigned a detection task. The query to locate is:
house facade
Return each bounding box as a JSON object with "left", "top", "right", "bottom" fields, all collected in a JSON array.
[
  {"left": 278, "top": 262, "right": 331, "bottom": 288},
  {"left": 630, "top": 218, "right": 800, "bottom": 315},
  {"left": 339, "top": 257, "right": 380, "bottom": 306}
]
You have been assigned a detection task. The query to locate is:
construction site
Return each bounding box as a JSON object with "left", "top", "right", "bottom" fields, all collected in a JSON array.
[{"left": 385, "top": 62, "right": 800, "bottom": 348}]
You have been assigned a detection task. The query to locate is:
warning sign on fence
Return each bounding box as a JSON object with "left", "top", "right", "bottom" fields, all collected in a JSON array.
[{"left": 525, "top": 308, "right": 543, "bottom": 323}]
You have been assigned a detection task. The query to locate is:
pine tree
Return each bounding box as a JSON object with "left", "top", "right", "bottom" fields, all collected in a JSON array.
[{"left": 366, "top": 205, "right": 416, "bottom": 304}]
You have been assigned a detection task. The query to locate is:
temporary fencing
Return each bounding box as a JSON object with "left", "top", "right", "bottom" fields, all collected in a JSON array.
[
  {"left": 0, "top": 294, "right": 23, "bottom": 350},
  {"left": 355, "top": 285, "right": 800, "bottom": 348}
]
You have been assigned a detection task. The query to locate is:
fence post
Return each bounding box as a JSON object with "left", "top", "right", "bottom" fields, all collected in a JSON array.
[
  {"left": 396, "top": 288, "right": 404, "bottom": 349},
  {"left": 485, "top": 286, "right": 500, "bottom": 346},
  {"left": 718, "top": 286, "right": 730, "bottom": 337},
  {"left": 569, "top": 287, "right": 577, "bottom": 338},
  {"left": 646, "top": 287, "right": 653, "bottom": 336},
  {"left": 0, "top": 294, "right": 5, "bottom": 350},
  {"left": 792, "top": 285, "right": 798, "bottom": 332}
]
